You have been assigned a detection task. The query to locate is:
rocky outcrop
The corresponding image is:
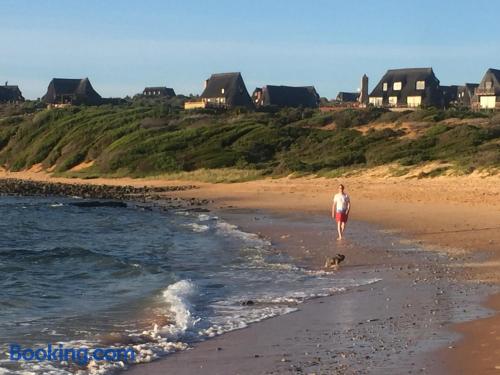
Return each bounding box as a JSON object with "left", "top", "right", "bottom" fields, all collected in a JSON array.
[{"left": 0, "top": 178, "right": 209, "bottom": 209}]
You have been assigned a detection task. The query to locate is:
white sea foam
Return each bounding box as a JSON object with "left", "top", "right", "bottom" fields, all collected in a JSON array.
[
  {"left": 182, "top": 223, "right": 209, "bottom": 232},
  {"left": 197, "top": 213, "right": 217, "bottom": 222},
  {"left": 199, "top": 305, "right": 299, "bottom": 338},
  {"left": 83, "top": 281, "right": 199, "bottom": 374},
  {"left": 215, "top": 221, "right": 271, "bottom": 247},
  {"left": 159, "top": 280, "right": 200, "bottom": 338}
]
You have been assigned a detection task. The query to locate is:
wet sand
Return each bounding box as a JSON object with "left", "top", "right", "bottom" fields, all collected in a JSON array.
[
  {"left": 126, "top": 210, "right": 494, "bottom": 375},
  {"left": 434, "top": 293, "right": 500, "bottom": 375}
]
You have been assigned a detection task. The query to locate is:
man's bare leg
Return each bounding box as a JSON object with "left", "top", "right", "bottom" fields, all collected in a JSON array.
[
  {"left": 340, "top": 222, "right": 346, "bottom": 238},
  {"left": 337, "top": 221, "right": 343, "bottom": 240}
]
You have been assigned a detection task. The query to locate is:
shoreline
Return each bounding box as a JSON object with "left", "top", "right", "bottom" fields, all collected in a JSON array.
[
  {"left": 125, "top": 208, "right": 495, "bottom": 374},
  {"left": 0, "top": 172, "right": 499, "bottom": 374}
]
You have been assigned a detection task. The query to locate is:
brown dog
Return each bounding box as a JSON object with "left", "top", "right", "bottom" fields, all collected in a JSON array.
[{"left": 324, "top": 254, "right": 345, "bottom": 269}]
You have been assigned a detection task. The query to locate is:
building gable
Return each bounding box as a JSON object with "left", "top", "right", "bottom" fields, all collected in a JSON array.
[{"left": 476, "top": 68, "right": 500, "bottom": 96}]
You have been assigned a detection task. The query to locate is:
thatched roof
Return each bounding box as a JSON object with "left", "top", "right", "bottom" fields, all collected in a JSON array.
[
  {"left": 455, "top": 83, "right": 478, "bottom": 107},
  {"left": 42, "top": 78, "right": 102, "bottom": 105},
  {"left": 465, "top": 83, "right": 479, "bottom": 91},
  {"left": 369, "top": 67, "right": 443, "bottom": 107},
  {"left": 253, "top": 85, "right": 319, "bottom": 108},
  {"left": 336, "top": 92, "right": 360, "bottom": 102},
  {"left": 440, "top": 85, "right": 460, "bottom": 104},
  {"left": 200, "top": 72, "right": 253, "bottom": 108},
  {"left": 477, "top": 68, "right": 500, "bottom": 95},
  {"left": 143, "top": 87, "right": 176, "bottom": 97},
  {"left": 0, "top": 85, "right": 24, "bottom": 102}
]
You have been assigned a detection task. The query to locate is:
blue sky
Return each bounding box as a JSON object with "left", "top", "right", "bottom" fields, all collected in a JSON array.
[{"left": 1, "top": 0, "right": 499, "bottom": 99}]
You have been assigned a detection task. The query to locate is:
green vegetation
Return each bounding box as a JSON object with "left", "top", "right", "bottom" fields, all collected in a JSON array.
[{"left": 0, "top": 103, "right": 498, "bottom": 180}]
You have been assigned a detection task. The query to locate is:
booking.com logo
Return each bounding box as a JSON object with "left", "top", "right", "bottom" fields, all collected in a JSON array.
[{"left": 9, "top": 343, "right": 135, "bottom": 366}]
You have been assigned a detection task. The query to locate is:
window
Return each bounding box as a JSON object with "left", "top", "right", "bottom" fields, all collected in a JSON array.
[
  {"left": 407, "top": 96, "right": 422, "bottom": 108},
  {"left": 393, "top": 82, "right": 402, "bottom": 91},
  {"left": 416, "top": 81, "right": 425, "bottom": 90},
  {"left": 221, "top": 88, "right": 225, "bottom": 94},
  {"left": 388, "top": 96, "right": 398, "bottom": 106},
  {"left": 383, "top": 83, "right": 388, "bottom": 92},
  {"left": 369, "top": 97, "right": 383, "bottom": 107},
  {"left": 480, "top": 96, "right": 496, "bottom": 109},
  {"left": 486, "top": 81, "right": 493, "bottom": 89}
]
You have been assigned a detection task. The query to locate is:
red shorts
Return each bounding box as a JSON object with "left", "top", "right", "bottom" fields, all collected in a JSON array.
[{"left": 335, "top": 212, "right": 348, "bottom": 223}]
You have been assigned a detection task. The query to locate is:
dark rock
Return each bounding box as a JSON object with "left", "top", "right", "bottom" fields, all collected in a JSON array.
[
  {"left": 69, "top": 201, "right": 127, "bottom": 208},
  {"left": 0, "top": 178, "right": 203, "bottom": 212}
]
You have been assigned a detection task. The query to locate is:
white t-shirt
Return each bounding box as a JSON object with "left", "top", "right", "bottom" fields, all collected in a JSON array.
[{"left": 333, "top": 193, "right": 350, "bottom": 213}]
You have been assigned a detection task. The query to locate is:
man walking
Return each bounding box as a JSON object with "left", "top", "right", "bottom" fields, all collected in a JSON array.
[{"left": 332, "top": 184, "right": 350, "bottom": 240}]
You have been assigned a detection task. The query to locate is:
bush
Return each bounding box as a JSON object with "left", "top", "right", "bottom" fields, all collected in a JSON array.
[{"left": 0, "top": 104, "right": 497, "bottom": 177}]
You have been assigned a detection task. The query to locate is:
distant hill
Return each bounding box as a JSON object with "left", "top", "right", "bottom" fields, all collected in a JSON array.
[{"left": 0, "top": 103, "right": 498, "bottom": 180}]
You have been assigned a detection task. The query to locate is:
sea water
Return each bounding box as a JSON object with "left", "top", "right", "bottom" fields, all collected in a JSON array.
[{"left": 0, "top": 196, "right": 379, "bottom": 374}]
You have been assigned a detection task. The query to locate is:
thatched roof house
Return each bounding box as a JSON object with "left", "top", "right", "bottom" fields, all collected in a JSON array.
[
  {"left": 456, "top": 83, "right": 478, "bottom": 108},
  {"left": 0, "top": 83, "right": 24, "bottom": 103},
  {"left": 42, "top": 78, "right": 102, "bottom": 106},
  {"left": 474, "top": 68, "right": 500, "bottom": 110},
  {"left": 336, "top": 92, "right": 360, "bottom": 103},
  {"left": 199, "top": 72, "right": 253, "bottom": 109},
  {"left": 252, "top": 85, "right": 319, "bottom": 108},
  {"left": 142, "top": 87, "right": 176, "bottom": 98},
  {"left": 369, "top": 68, "right": 443, "bottom": 108}
]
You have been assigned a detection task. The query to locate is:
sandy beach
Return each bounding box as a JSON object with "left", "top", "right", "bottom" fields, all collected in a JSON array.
[{"left": 0, "top": 169, "right": 499, "bottom": 374}]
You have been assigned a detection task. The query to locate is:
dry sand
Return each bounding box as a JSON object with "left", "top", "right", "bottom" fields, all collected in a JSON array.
[{"left": 1, "top": 169, "right": 499, "bottom": 374}]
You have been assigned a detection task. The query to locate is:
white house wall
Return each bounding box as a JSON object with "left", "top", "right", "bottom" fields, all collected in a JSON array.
[{"left": 480, "top": 96, "right": 496, "bottom": 109}]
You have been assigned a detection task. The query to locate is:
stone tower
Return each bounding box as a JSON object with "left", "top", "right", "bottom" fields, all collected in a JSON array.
[{"left": 359, "top": 74, "right": 369, "bottom": 106}]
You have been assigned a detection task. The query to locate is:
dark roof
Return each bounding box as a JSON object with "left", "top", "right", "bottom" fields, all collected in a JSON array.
[
  {"left": 457, "top": 83, "right": 479, "bottom": 96},
  {"left": 370, "top": 68, "right": 439, "bottom": 97},
  {"left": 42, "top": 78, "right": 102, "bottom": 105},
  {"left": 369, "top": 67, "right": 443, "bottom": 107},
  {"left": 465, "top": 83, "right": 479, "bottom": 90},
  {"left": 336, "top": 92, "right": 359, "bottom": 102},
  {"left": 201, "top": 73, "right": 238, "bottom": 98},
  {"left": 440, "top": 85, "right": 459, "bottom": 103},
  {"left": 143, "top": 87, "right": 176, "bottom": 97},
  {"left": 461, "top": 83, "right": 479, "bottom": 99},
  {"left": 0, "top": 85, "right": 24, "bottom": 102},
  {"left": 487, "top": 68, "right": 500, "bottom": 82},
  {"left": 255, "top": 85, "right": 319, "bottom": 108},
  {"left": 200, "top": 72, "right": 253, "bottom": 108},
  {"left": 455, "top": 83, "right": 478, "bottom": 106}
]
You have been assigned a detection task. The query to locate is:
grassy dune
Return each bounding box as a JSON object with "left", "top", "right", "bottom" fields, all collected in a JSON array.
[{"left": 0, "top": 102, "right": 498, "bottom": 181}]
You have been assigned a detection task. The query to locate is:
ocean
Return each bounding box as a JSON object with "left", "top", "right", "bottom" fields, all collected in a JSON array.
[{"left": 0, "top": 196, "right": 380, "bottom": 374}]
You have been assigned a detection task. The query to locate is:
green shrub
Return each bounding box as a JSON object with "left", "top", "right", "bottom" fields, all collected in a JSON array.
[{"left": 0, "top": 105, "right": 497, "bottom": 178}]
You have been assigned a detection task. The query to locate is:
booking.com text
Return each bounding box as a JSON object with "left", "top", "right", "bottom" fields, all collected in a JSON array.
[{"left": 9, "top": 343, "right": 135, "bottom": 366}]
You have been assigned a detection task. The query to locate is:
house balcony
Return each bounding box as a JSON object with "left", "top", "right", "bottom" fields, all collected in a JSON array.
[{"left": 475, "top": 87, "right": 496, "bottom": 96}]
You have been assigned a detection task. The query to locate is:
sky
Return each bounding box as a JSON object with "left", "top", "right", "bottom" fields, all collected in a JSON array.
[{"left": 1, "top": 0, "right": 499, "bottom": 99}]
